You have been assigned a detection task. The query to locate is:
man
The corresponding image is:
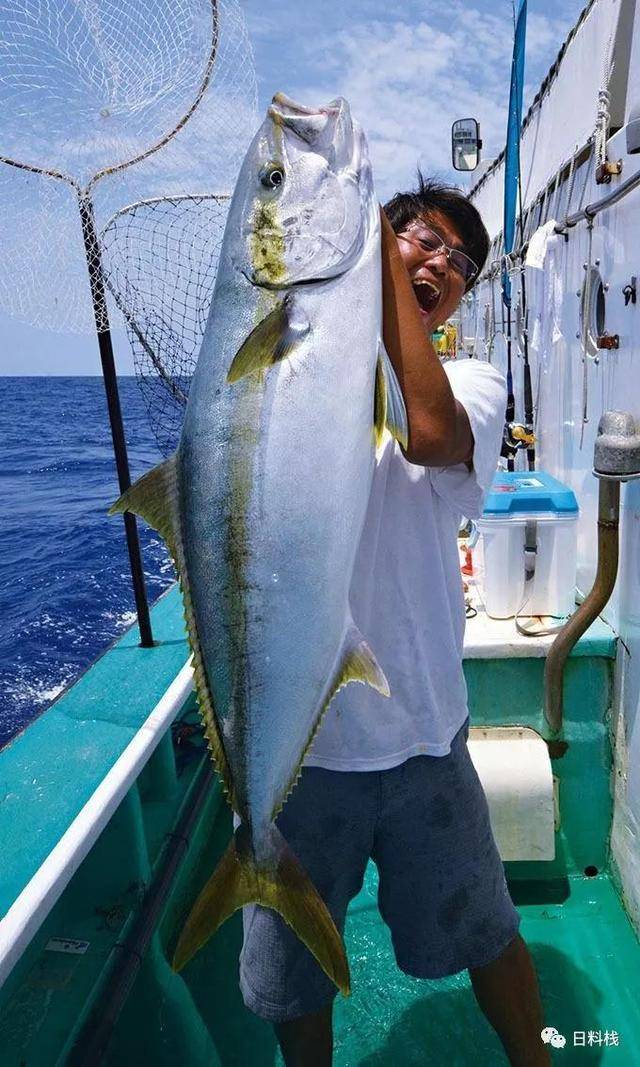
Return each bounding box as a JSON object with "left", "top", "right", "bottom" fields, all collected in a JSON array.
[{"left": 238, "top": 175, "right": 551, "bottom": 1067}]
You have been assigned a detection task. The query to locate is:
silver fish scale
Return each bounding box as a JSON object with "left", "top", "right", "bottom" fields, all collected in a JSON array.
[{"left": 180, "top": 97, "right": 383, "bottom": 855}]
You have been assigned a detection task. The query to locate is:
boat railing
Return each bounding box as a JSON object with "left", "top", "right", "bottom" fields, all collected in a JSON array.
[
  {"left": 0, "top": 661, "right": 194, "bottom": 989},
  {"left": 472, "top": 133, "right": 640, "bottom": 289}
]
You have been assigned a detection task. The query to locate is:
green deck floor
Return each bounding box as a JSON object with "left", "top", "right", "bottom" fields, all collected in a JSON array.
[
  {"left": 335, "top": 864, "right": 640, "bottom": 1065},
  {"left": 106, "top": 801, "right": 640, "bottom": 1067},
  {"left": 161, "top": 859, "right": 640, "bottom": 1066},
  {"left": 101, "top": 607, "right": 639, "bottom": 1066}
]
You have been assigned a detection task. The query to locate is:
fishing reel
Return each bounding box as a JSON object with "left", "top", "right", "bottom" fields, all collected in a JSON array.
[{"left": 501, "top": 421, "right": 536, "bottom": 460}]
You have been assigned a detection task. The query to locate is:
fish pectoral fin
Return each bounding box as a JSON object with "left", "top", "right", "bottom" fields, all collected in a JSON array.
[
  {"left": 375, "top": 343, "right": 409, "bottom": 450},
  {"left": 337, "top": 624, "right": 390, "bottom": 697},
  {"left": 172, "top": 823, "right": 350, "bottom": 995},
  {"left": 374, "top": 355, "right": 386, "bottom": 448},
  {"left": 227, "top": 296, "right": 310, "bottom": 383},
  {"left": 109, "top": 453, "right": 180, "bottom": 558}
]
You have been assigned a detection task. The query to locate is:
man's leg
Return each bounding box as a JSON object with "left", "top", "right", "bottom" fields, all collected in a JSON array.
[
  {"left": 469, "top": 933, "right": 551, "bottom": 1067},
  {"left": 237, "top": 767, "right": 373, "bottom": 1057},
  {"left": 275, "top": 1004, "right": 333, "bottom": 1067}
]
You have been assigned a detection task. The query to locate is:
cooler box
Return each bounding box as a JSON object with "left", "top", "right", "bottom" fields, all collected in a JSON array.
[{"left": 477, "top": 471, "right": 579, "bottom": 620}]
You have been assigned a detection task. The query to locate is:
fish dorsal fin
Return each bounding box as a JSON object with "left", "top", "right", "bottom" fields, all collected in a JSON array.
[
  {"left": 227, "top": 296, "right": 310, "bottom": 383},
  {"left": 109, "top": 455, "right": 236, "bottom": 811},
  {"left": 374, "top": 343, "right": 409, "bottom": 450},
  {"left": 271, "top": 622, "right": 389, "bottom": 821}
]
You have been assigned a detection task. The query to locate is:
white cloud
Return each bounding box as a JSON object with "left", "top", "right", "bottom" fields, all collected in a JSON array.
[{"left": 266, "top": 1, "right": 574, "bottom": 200}]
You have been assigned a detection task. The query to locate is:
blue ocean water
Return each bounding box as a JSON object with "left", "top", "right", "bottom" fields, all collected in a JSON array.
[{"left": 0, "top": 377, "right": 175, "bottom": 748}]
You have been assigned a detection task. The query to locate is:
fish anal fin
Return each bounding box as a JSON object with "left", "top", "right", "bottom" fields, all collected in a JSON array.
[
  {"left": 374, "top": 356, "right": 386, "bottom": 447},
  {"left": 337, "top": 625, "right": 390, "bottom": 697},
  {"left": 227, "top": 296, "right": 310, "bottom": 383},
  {"left": 271, "top": 623, "right": 389, "bottom": 821},
  {"left": 172, "top": 823, "right": 350, "bottom": 996}
]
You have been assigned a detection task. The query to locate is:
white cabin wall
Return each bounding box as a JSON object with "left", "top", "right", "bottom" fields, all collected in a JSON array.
[
  {"left": 471, "top": 0, "right": 627, "bottom": 239},
  {"left": 462, "top": 0, "right": 640, "bottom": 933},
  {"left": 625, "top": 0, "right": 640, "bottom": 123},
  {"left": 589, "top": 155, "right": 640, "bottom": 929}
]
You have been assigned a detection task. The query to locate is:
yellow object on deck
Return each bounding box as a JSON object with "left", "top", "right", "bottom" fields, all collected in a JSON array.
[{"left": 431, "top": 322, "right": 458, "bottom": 359}]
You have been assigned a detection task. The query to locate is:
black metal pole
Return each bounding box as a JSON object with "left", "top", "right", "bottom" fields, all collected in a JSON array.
[
  {"left": 519, "top": 271, "right": 535, "bottom": 471},
  {"left": 67, "top": 758, "right": 215, "bottom": 1066},
  {"left": 78, "top": 192, "right": 154, "bottom": 647},
  {"left": 506, "top": 304, "right": 515, "bottom": 472}
]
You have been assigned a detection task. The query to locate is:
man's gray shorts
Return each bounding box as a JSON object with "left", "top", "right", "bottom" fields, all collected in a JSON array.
[{"left": 239, "top": 716, "right": 521, "bottom": 1022}]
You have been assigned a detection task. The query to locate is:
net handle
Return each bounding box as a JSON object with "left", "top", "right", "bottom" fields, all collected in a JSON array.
[{"left": 0, "top": 154, "right": 79, "bottom": 191}]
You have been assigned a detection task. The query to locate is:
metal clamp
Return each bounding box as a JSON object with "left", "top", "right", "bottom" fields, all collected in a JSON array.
[
  {"left": 596, "top": 158, "right": 623, "bottom": 184},
  {"left": 623, "top": 277, "right": 637, "bottom": 306},
  {"left": 596, "top": 333, "right": 620, "bottom": 350}
]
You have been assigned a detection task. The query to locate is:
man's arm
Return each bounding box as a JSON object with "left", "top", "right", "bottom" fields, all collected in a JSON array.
[{"left": 380, "top": 208, "right": 474, "bottom": 467}]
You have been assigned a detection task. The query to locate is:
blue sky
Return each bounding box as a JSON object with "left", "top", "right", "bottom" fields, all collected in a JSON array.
[{"left": 1, "top": 0, "right": 585, "bottom": 375}]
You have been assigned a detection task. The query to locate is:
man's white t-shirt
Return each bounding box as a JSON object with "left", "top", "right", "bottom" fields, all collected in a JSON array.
[{"left": 307, "top": 359, "right": 507, "bottom": 771}]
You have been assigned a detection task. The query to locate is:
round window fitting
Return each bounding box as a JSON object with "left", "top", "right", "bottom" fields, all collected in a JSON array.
[{"left": 579, "top": 267, "right": 606, "bottom": 358}]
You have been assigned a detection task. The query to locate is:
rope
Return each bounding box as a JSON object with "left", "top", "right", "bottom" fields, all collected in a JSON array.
[
  {"left": 579, "top": 220, "right": 595, "bottom": 448},
  {"left": 565, "top": 146, "right": 579, "bottom": 217}
]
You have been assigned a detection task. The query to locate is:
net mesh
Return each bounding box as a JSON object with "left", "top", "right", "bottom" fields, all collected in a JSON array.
[
  {"left": 101, "top": 193, "right": 230, "bottom": 454},
  {"left": 0, "top": 0, "right": 256, "bottom": 333}
]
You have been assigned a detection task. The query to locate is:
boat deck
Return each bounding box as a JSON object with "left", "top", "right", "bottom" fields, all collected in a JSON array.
[
  {"left": 1, "top": 586, "right": 639, "bottom": 1064},
  {"left": 163, "top": 833, "right": 640, "bottom": 1065}
]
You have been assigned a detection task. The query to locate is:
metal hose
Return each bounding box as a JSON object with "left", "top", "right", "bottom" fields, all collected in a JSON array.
[{"left": 544, "top": 479, "right": 620, "bottom": 733}]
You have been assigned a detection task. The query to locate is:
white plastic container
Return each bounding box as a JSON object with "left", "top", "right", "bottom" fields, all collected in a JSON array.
[{"left": 477, "top": 472, "right": 579, "bottom": 620}]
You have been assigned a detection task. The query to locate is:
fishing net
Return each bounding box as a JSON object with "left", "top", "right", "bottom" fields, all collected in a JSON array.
[
  {"left": 101, "top": 192, "right": 230, "bottom": 454},
  {"left": 0, "top": 0, "right": 256, "bottom": 334}
]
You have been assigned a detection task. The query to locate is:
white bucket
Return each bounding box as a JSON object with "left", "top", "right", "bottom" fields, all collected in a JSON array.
[{"left": 477, "top": 510, "right": 578, "bottom": 620}]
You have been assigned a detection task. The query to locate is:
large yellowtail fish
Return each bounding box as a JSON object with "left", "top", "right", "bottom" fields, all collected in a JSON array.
[{"left": 110, "top": 93, "right": 407, "bottom": 994}]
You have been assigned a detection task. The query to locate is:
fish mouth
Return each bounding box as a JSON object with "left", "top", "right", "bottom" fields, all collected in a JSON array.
[
  {"left": 271, "top": 92, "right": 334, "bottom": 116},
  {"left": 268, "top": 92, "right": 342, "bottom": 127},
  {"left": 413, "top": 279, "right": 442, "bottom": 320},
  {"left": 240, "top": 266, "right": 324, "bottom": 291}
]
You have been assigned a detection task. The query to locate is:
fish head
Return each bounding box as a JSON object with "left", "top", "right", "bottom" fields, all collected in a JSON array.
[{"left": 237, "top": 94, "right": 375, "bottom": 289}]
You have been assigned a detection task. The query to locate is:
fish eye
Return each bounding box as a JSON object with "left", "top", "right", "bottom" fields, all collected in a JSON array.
[{"left": 259, "top": 164, "right": 285, "bottom": 191}]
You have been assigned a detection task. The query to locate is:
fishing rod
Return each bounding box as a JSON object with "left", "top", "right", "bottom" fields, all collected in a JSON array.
[
  {"left": 503, "top": 300, "right": 515, "bottom": 471},
  {"left": 516, "top": 150, "right": 536, "bottom": 471},
  {"left": 500, "top": 0, "right": 535, "bottom": 470}
]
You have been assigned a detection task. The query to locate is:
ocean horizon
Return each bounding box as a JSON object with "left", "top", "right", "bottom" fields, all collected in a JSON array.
[{"left": 1, "top": 376, "right": 176, "bottom": 748}]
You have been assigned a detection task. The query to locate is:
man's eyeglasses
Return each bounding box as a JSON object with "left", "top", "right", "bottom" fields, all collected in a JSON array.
[{"left": 398, "top": 223, "right": 479, "bottom": 285}]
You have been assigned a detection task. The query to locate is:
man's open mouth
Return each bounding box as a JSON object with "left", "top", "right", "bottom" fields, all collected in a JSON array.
[{"left": 413, "top": 279, "right": 441, "bottom": 317}]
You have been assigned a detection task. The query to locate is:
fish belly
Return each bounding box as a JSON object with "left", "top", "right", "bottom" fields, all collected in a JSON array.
[{"left": 182, "top": 263, "right": 381, "bottom": 836}]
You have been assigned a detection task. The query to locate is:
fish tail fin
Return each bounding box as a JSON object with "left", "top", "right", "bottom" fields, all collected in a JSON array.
[{"left": 172, "top": 823, "right": 350, "bottom": 995}]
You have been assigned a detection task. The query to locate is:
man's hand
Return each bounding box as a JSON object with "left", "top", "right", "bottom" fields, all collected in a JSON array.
[{"left": 380, "top": 207, "right": 474, "bottom": 467}]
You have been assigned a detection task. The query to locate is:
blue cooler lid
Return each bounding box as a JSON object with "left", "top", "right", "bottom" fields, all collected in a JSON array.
[{"left": 483, "top": 471, "right": 579, "bottom": 516}]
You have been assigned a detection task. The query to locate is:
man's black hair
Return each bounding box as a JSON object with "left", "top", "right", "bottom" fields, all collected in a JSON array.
[{"left": 383, "top": 172, "right": 489, "bottom": 290}]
